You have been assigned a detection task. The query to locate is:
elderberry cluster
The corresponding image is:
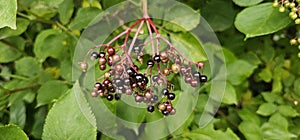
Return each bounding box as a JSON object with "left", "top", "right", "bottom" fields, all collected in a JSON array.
[
  {"left": 79, "top": 14, "right": 208, "bottom": 116},
  {"left": 273, "top": 0, "right": 300, "bottom": 58},
  {"left": 273, "top": 0, "right": 300, "bottom": 24}
]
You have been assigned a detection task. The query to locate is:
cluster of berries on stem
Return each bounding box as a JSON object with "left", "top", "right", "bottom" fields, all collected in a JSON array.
[
  {"left": 273, "top": 0, "right": 300, "bottom": 58},
  {"left": 79, "top": 1, "right": 207, "bottom": 116},
  {"left": 273, "top": 0, "right": 300, "bottom": 24}
]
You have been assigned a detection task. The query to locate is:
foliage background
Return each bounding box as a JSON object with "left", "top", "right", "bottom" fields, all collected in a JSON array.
[{"left": 0, "top": 0, "right": 300, "bottom": 139}]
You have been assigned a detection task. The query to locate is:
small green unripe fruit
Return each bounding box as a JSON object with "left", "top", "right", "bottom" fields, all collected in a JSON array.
[
  {"left": 290, "top": 2, "right": 296, "bottom": 8},
  {"left": 298, "top": 52, "right": 300, "bottom": 58},
  {"left": 279, "top": 7, "right": 285, "bottom": 12},
  {"left": 291, "top": 13, "right": 298, "bottom": 19},
  {"left": 273, "top": 2, "right": 279, "bottom": 7},
  {"left": 297, "top": 38, "right": 300, "bottom": 43},
  {"left": 295, "top": 18, "right": 300, "bottom": 24},
  {"left": 298, "top": 45, "right": 300, "bottom": 50},
  {"left": 290, "top": 39, "right": 297, "bottom": 45}
]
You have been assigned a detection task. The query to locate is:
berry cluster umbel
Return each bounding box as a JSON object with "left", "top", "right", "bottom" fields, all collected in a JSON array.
[
  {"left": 79, "top": 2, "right": 208, "bottom": 116},
  {"left": 273, "top": 0, "right": 300, "bottom": 58},
  {"left": 273, "top": 0, "right": 300, "bottom": 24}
]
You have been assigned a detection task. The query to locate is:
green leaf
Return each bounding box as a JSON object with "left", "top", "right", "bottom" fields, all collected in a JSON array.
[
  {"left": 34, "top": 29, "right": 70, "bottom": 62},
  {"left": 233, "top": 0, "right": 263, "bottom": 7},
  {"left": 294, "top": 78, "right": 300, "bottom": 97},
  {"left": 58, "top": 0, "right": 74, "bottom": 25},
  {"left": 227, "top": 60, "right": 257, "bottom": 85},
  {"left": 261, "top": 92, "right": 283, "bottom": 104},
  {"left": 0, "top": 124, "right": 28, "bottom": 140},
  {"left": 170, "top": 32, "right": 207, "bottom": 62},
  {"left": 164, "top": 4, "right": 200, "bottom": 31},
  {"left": 9, "top": 101, "right": 26, "bottom": 129},
  {"left": 258, "top": 68, "right": 272, "bottom": 82},
  {"left": 31, "top": 107, "right": 47, "bottom": 139},
  {"left": 222, "top": 83, "right": 238, "bottom": 105},
  {"left": 42, "top": 82, "right": 96, "bottom": 139},
  {"left": 102, "top": 0, "right": 124, "bottom": 9},
  {"left": 41, "top": 0, "right": 64, "bottom": 7},
  {"left": 0, "top": 40, "right": 22, "bottom": 63},
  {"left": 201, "top": 0, "right": 236, "bottom": 31},
  {"left": 256, "top": 102, "right": 277, "bottom": 116},
  {"left": 0, "top": 18, "right": 30, "bottom": 39},
  {"left": 116, "top": 100, "right": 147, "bottom": 135},
  {"left": 234, "top": 3, "right": 292, "bottom": 39},
  {"left": 15, "top": 57, "right": 42, "bottom": 78},
  {"left": 0, "top": 0, "right": 17, "bottom": 29},
  {"left": 239, "top": 121, "right": 263, "bottom": 140},
  {"left": 238, "top": 109, "right": 261, "bottom": 125},
  {"left": 60, "top": 59, "right": 72, "bottom": 82},
  {"left": 36, "top": 80, "right": 69, "bottom": 107},
  {"left": 187, "top": 120, "right": 239, "bottom": 140},
  {"left": 69, "top": 7, "right": 101, "bottom": 30},
  {"left": 278, "top": 105, "right": 299, "bottom": 117},
  {"left": 261, "top": 113, "right": 297, "bottom": 140}
]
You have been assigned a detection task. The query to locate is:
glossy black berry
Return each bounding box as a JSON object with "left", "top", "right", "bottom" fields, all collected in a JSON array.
[
  {"left": 106, "top": 94, "right": 114, "bottom": 101},
  {"left": 147, "top": 60, "right": 154, "bottom": 67},
  {"left": 162, "top": 88, "right": 169, "bottom": 96},
  {"left": 167, "top": 93, "right": 175, "bottom": 100},
  {"left": 147, "top": 105, "right": 155, "bottom": 112},
  {"left": 162, "top": 110, "right": 169, "bottom": 116},
  {"left": 114, "top": 93, "right": 121, "bottom": 100},
  {"left": 200, "top": 75, "right": 208, "bottom": 83},
  {"left": 91, "top": 52, "right": 99, "bottom": 60},
  {"left": 99, "top": 51, "right": 105, "bottom": 58},
  {"left": 134, "top": 74, "right": 144, "bottom": 82},
  {"left": 94, "top": 82, "right": 102, "bottom": 90},
  {"left": 126, "top": 68, "right": 136, "bottom": 77},
  {"left": 108, "top": 86, "right": 116, "bottom": 93},
  {"left": 153, "top": 55, "right": 161, "bottom": 63},
  {"left": 143, "top": 76, "right": 149, "bottom": 84}
]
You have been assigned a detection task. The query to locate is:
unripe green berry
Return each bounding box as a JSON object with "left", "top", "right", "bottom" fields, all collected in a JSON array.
[
  {"left": 292, "top": 7, "right": 298, "bottom": 12},
  {"left": 284, "top": 2, "right": 290, "bottom": 8},
  {"left": 291, "top": 13, "right": 298, "bottom": 19},
  {"left": 298, "top": 52, "right": 300, "bottom": 58},
  {"left": 279, "top": 7, "right": 285, "bottom": 12},
  {"left": 290, "top": 2, "right": 296, "bottom": 8},
  {"left": 298, "top": 45, "right": 300, "bottom": 50},
  {"left": 297, "top": 38, "right": 300, "bottom": 43},
  {"left": 273, "top": 2, "right": 279, "bottom": 7},
  {"left": 295, "top": 18, "right": 300, "bottom": 24},
  {"left": 289, "top": 12, "right": 295, "bottom": 17},
  {"left": 290, "top": 39, "right": 297, "bottom": 45}
]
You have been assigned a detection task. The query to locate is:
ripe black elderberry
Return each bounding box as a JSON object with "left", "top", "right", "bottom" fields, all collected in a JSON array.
[
  {"left": 147, "top": 60, "right": 154, "bottom": 67},
  {"left": 147, "top": 105, "right": 155, "bottom": 112},
  {"left": 107, "top": 94, "right": 114, "bottom": 101},
  {"left": 91, "top": 52, "right": 99, "bottom": 60},
  {"left": 167, "top": 93, "right": 175, "bottom": 100},
  {"left": 162, "top": 88, "right": 169, "bottom": 96},
  {"left": 115, "top": 93, "right": 121, "bottom": 100},
  {"left": 99, "top": 51, "right": 105, "bottom": 58},
  {"left": 126, "top": 67, "right": 136, "bottom": 77},
  {"left": 162, "top": 110, "right": 169, "bottom": 116},
  {"left": 200, "top": 75, "right": 208, "bottom": 83},
  {"left": 153, "top": 55, "right": 161, "bottom": 63}
]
